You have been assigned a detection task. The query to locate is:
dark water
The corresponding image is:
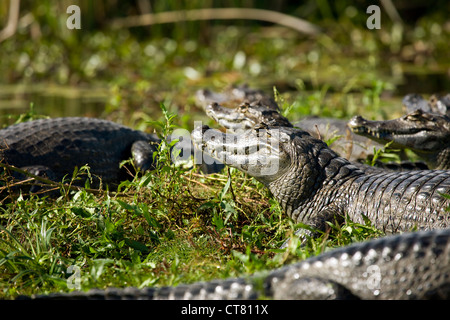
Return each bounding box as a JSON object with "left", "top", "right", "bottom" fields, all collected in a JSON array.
[
  {"left": 0, "top": 84, "right": 109, "bottom": 127},
  {"left": 396, "top": 71, "right": 450, "bottom": 96},
  {"left": 0, "top": 71, "right": 448, "bottom": 128}
]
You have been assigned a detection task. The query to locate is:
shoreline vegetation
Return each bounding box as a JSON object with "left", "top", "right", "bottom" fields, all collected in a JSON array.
[{"left": 0, "top": 1, "right": 448, "bottom": 299}]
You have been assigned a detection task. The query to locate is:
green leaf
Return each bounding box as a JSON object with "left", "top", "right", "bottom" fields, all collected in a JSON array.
[
  {"left": 116, "top": 199, "right": 135, "bottom": 211},
  {"left": 212, "top": 212, "right": 224, "bottom": 230},
  {"left": 71, "top": 207, "right": 92, "bottom": 218},
  {"left": 124, "top": 238, "right": 149, "bottom": 253},
  {"left": 219, "top": 175, "right": 232, "bottom": 200},
  {"left": 90, "top": 259, "right": 114, "bottom": 280},
  {"left": 220, "top": 200, "right": 237, "bottom": 225}
]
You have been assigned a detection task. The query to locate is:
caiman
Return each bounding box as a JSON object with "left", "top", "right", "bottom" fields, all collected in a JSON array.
[
  {"left": 0, "top": 116, "right": 224, "bottom": 191},
  {"left": 0, "top": 117, "right": 160, "bottom": 189},
  {"left": 192, "top": 124, "right": 449, "bottom": 235},
  {"left": 402, "top": 93, "right": 450, "bottom": 116},
  {"left": 16, "top": 104, "right": 450, "bottom": 300},
  {"left": 199, "top": 88, "right": 428, "bottom": 172},
  {"left": 22, "top": 216, "right": 450, "bottom": 300},
  {"left": 17, "top": 124, "right": 450, "bottom": 300},
  {"left": 196, "top": 86, "right": 383, "bottom": 162},
  {"left": 349, "top": 109, "right": 450, "bottom": 170}
]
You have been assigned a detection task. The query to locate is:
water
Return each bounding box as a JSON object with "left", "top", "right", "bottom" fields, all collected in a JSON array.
[
  {"left": 0, "top": 71, "right": 447, "bottom": 128},
  {"left": 396, "top": 71, "right": 450, "bottom": 96},
  {"left": 0, "top": 84, "right": 109, "bottom": 127}
]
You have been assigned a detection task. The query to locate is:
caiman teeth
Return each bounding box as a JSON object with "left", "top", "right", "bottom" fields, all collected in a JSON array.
[
  {"left": 350, "top": 125, "right": 392, "bottom": 138},
  {"left": 352, "top": 125, "right": 427, "bottom": 139}
]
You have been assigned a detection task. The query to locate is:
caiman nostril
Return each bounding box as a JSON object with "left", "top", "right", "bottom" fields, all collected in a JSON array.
[
  {"left": 211, "top": 102, "right": 220, "bottom": 109},
  {"left": 200, "top": 125, "right": 210, "bottom": 133},
  {"left": 348, "top": 115, "right": 367, "bottom": 127}
]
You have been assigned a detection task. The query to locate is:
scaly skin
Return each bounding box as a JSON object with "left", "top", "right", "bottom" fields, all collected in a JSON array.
[
  {"left": 349, "top": 109, "right": 450, "bottom": 170},
  {"left": 196, "top": 85, "right": 280, "bottom": 111},
  {"left": 205, "top": 102, "right": 432, "bottom": 172},
  {"left": 23, "top": 229, "right": 450, "bottom": 300},
  {"left": 204, "top": 101, "right": 389, "bottom": 165},
  {"left": 191, "top": 125, "right": 449, "bottom": 234},
  {"left": 198, "top": 88, "right": 450, "bottom": 171},
  {"left": 402, "top": 93, "right": 450, "bottom": 116},
  {"left": 15, "top": 113, "right": 450, "bottom": 300},
  {"left": 196, "top": 86, "right": 382, "bottom": 162},
  {"left": 198, "top": 87, "right": 435, "bottom": 171},
  {"left": 0, "top": 117, "right": 160, "bottom": 187}
]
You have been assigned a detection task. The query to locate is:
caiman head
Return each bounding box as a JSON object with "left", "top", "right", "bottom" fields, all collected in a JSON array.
[
  {"left": 204, "top": 102, "right": 293, "bottom": 133},
  {"left": 348, "top": 109, "right": 450, "bottom": 169},
  {"left": 196, "top": 85, "right": 291, "bottom": 131},
  {"left": 196, "top": 85, "right": 280, "bottom": 111},
  {"left": 191, "top": 125, "right": 355, "bottom": 217},
  {"left": 402, "top": 93, "right": 450, "bottom": 115}
]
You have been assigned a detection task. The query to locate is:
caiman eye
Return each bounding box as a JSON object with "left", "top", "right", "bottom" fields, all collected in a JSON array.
[
  {"left": 254, "top": 123, "right": 267, "bottom": 130},
  {"left": 405, "top": 109, "right": 425, "bottom": 121},
  {"left": 238, "top": 103, "right": 249, "bottom": 112}
]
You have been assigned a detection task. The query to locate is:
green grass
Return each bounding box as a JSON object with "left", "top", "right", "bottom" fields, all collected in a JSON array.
[
  {"left": 0, "top": 3, "right": 448, "bottom": 299},
  {"left": 0, "top": 103, "right": 386, "bottom": 299}
]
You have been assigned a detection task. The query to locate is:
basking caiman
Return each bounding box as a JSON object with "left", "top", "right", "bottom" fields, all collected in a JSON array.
[
  {"left": 198, "top": 87, "right": 450, "bottom": 170},
  {"left": 201, "top": 96, "right": 427, "bottom": 172},
  {"left": 192, "top": 125, "right": 449, "bottom": 235},
  {"left": 349, "top": 109, "right": 450, "bottom": 170},
  {"left": 17, "top": 107, "right": 450, "bottom": 300},
  {"left": 0, "top": 116, "right": 224, "bottom": 191},
  {"left": 22, "top": 228, "right": 450, "bottom": 300},
  {"left": 402, "top": 93, "right": 450, "bottom": 116},
  {"left": 197, "top": 86, "right": 385, "bottom": 162},
  {"left": 0, "top": 117, "right": 160, "bottom": 188},
  {"left": 18, "top": 125, "right": 450, "bottom": 300}
]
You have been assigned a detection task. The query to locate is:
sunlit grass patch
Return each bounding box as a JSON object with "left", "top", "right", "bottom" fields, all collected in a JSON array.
[{"left": 0, "top": 101, "right": 388, "bottom": 299}]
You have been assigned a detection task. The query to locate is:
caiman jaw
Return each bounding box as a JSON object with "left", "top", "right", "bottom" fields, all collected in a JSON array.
[
  {"left": 204, "top": 101, "right": 293, "bottom": 133},
  {"left": 348, "top": 111, "right": 450, "bottom": 152},
  {"left": 204, "top": 103, "right": 255, "bottom": 132},
  {"left": 348, "top": 115, "right": 421, "bottom": 141},
  {"left": 191, "top": 125, "right": 291, "bottom": 184}
]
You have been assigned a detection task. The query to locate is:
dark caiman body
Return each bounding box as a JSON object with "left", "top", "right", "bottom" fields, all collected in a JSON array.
[
  {"left": 23, "top": 229, "right": 450, "bottom": 300},
  {"left": 15, "top": 98, "right": 450, "bottom": 300},
  {"left": 0, "top": 117, "right": 160, "bottom": 187}
]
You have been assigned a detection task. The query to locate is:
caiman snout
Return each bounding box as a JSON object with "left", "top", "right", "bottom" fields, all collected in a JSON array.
[
  {"left": 191, "top": 125, "right": 293, "bottom": 183},
  {"left": 348, "top": 115, "right": 367, "bottom": 127}
]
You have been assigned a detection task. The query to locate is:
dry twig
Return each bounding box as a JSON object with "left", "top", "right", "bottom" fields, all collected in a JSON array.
[
  {"left": 110, "top": 8, "right": 321, "bottom": 36},
  {"left": 0, "top": 0, "right": 20, "bottom": 42}
]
